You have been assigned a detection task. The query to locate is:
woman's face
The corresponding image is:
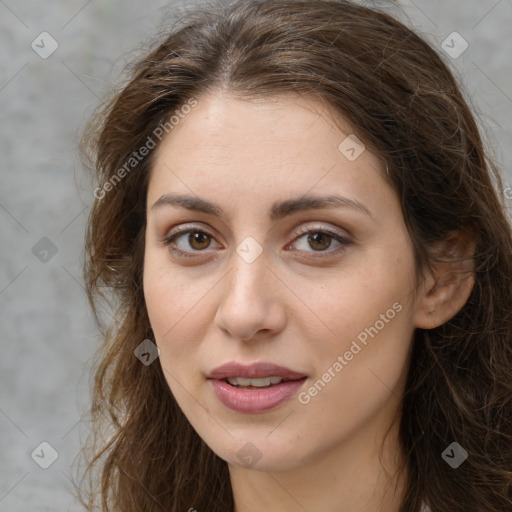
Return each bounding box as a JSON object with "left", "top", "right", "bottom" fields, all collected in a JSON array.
[{"left": 143, "top": 92, "right": 421, "bottom": 471}]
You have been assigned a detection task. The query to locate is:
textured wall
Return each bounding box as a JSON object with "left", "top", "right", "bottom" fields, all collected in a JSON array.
[{"left": 1, "top": 1, "right": 511, "bottom": 510}]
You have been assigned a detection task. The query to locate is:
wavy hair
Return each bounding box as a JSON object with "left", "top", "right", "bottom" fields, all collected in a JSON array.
[{"left": 78, "top": 1, "right": 512, "bottom": 510}]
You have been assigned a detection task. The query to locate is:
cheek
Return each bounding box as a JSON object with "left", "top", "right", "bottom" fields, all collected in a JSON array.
[
  {"left": 143, "top": 247, "right": 179, "bottom": 315},
  {"left": 142, "top": 250, "right": 217, "bottom": 364},
  {"left": 302, "top": 257, "right": 414, "bottom": 345},
  {"left": 294, "top": 300, "right": 414, "bottom": 454},
  {"left": 305, "top": 286, "right": 414, "bottom": 394},
  {"left": 295, "top": 244, "right": 416, "bottom": 399},
  {"left": 143, "top": 258, "right": 204, "bottom": 404},
  {"left": 143, "top": 251, "right": 186, "bottom": 346}
]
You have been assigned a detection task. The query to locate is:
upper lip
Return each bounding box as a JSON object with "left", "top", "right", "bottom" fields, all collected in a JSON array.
[{"left": 208, "top": 362, "right": 307, "bottom": 381}]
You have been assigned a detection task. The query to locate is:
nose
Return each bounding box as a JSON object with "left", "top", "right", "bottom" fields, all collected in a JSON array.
[{"left": 213, "top": 248, "right": 287, "bottom": 343}]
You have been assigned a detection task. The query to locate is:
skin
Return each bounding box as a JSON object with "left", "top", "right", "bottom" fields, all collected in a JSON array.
[{"left": 143, "top": 91, "right": 474, "bottom": 512}]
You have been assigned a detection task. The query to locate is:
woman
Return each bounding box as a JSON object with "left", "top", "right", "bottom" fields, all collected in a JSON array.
[{"left": 79, "top": 1, "right": 512, "bottom": 511}]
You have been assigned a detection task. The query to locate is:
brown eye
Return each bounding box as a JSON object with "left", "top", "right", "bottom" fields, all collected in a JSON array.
[
  {"left": 289, "top": 227, "right": 352, "bottom": 258},
  {"left": 163, "top": 225, "right": 351, "bottom": 260},
  {"left": 187, "top": 231, "right": 211, "bottom": 250},
  {"left": 162, "top": 227, "right": 220, "bottom": 258},
  {"left": 305, "top": 232, "right": 333, "bottom": 251}
]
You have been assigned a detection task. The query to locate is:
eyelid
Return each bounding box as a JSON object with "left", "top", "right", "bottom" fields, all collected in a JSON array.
[{"left": 292, "top": 223, "right": 350, "bottom": 241}]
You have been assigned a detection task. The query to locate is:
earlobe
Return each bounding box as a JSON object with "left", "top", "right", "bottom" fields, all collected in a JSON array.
[{"left": 414, "top": 230, "right": 477, "bottom": 330}]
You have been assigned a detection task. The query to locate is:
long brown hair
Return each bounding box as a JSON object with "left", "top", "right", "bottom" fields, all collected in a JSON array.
[{"left": 78, "top": 1, "right": 512, "bottom": 510}]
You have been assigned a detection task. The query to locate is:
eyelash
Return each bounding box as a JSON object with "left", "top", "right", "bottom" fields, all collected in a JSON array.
[{"left": 161, "top": 224, "right": 352, "bottom": 259}]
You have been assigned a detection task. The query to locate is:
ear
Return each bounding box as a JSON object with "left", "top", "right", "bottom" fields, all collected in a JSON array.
[{"left": 414, "top": 229, "right": 477, "bottom": 330}]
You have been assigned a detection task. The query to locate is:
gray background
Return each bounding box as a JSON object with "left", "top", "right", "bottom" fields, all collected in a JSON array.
[{"left": 1, "top": 0, "right": 511, "bottom": 510}]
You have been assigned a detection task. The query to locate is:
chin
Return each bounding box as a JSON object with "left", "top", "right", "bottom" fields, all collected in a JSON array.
[{"left": 205, "top": 432, "right": 311, "bottom": 472}]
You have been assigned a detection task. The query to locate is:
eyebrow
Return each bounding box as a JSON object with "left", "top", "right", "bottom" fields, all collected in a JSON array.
[
  {"left": 150, "top": 193, "right": 373, "bottom": 221},
  {"left": 151, "top": 194, "right": 373, "bottom": 221}
]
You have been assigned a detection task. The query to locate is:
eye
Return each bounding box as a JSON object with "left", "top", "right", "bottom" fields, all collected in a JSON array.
[
  {"left": 161, "top": 224, "right": 352, "bottom": 259},
  {"left": 287, "top": 226, "right": 352, "bottom": 258},
  {"left": 162, "top": 226, "right": 220, "bottom": 258}
]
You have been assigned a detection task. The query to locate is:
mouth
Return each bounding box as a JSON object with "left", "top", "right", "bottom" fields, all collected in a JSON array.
[
  {"left": 224, "top": 376, "right": 295, "bottom": 389},
  {"left": 207, "top": 362, "right": 308, "bottom": 413}
]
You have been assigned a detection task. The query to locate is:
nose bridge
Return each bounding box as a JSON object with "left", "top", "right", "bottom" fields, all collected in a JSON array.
[{"left": 228, "top": 236, "right": 271, "bottom": 303}]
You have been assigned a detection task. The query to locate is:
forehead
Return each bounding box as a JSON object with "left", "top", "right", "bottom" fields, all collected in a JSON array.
[{"left": 147, "top": 92, "right": 389, "bottom": 215}]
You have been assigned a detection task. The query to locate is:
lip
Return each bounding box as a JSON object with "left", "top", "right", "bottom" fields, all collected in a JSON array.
[
  {"left": 208, "top": 362, "right": 307, "bottom": 381},
  {"left": 207, "top": 362, "right": 308, "bottom": 413}
]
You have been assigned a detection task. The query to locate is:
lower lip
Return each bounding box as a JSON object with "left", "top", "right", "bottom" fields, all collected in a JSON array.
[{"left": 209, "top": 378, "right": 307, "bottom": 413}]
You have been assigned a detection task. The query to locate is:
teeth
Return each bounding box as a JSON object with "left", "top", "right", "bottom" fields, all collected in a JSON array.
[{"left": 227, "top": 376, "right": 284, "bottom": 387}]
